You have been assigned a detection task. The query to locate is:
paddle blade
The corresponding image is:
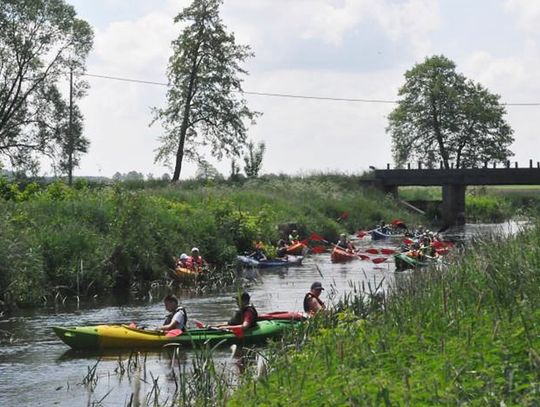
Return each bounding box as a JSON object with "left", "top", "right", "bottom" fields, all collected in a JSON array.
[
  {"left": 357, "top": 231, "right": 367, "bottom": 238},
  {"left": 193, "top": 319, "right": 206, "bottom": 328},
  {"left": 311, "top": 246, "right": 326, "bottom": 254},
  {"left": 403, "top": 238, "right": 414, "bottom": 245},
  {"left": 309, "top": 232, "right": 325, "bottom": 242},
  {"left": 228, "top": 326, "right": 244, "bottom": 338},
  {"left": 372, "top": 257, "right": 388, "bottom": 264},
  {"left": 165, "top": 329, "right": 183, "bottom": 337},
  {"left": 358, "top": 254, "right": 370, "bottom": 260},
  {"left": 381, "top": 248, "right": 396, "bottom": 255},
  {"left": 299, "top": 239, "right": 309, "bottom": 246},
  {"left": 366, "top": 248, "right": 379, "bottom": 255}
]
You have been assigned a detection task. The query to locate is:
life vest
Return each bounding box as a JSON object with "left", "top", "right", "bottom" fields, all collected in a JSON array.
[
  {"left": 228, "top": 305, "right": 258, "bottom": 328},
  {"left": 187, "top": 256, "right": 203, "bottom": 269},
  {"left": 163, "top": 306, "right": 187, "bottom": 330},
  {"left": 303, "top": 292, "right": 325, "bottom": 313}
]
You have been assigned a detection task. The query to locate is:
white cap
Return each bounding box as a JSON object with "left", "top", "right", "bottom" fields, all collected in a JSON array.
[
  {"left": 180, "top": 253, "right": 188, "bottom": 260},
  {"left": 191, "top": 247, "right": 199, "bottom": 253}
]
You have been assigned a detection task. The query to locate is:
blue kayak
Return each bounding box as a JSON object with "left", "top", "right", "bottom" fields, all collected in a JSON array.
[
  {"left": 371, "top": 228, "right": 405, "bottom": 240},
  {"left": 237, "top": 255, "right": 303, "bottom": 268}
]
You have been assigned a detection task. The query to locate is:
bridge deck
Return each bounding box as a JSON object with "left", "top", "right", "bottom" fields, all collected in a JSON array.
[{"left": 374, "top": 168, "right": 540, "bottom": 186}]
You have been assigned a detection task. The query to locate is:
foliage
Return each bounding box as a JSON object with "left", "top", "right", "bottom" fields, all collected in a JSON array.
[
  {"left": 388, "top": 55, "right": 514, "bottom": 169},
  {"left": 0, "top": 0, "right": 93, "bottom": 172},
  {"left": 243, "top": 140, "right": 265, "bottom": 178},
  {"left": 0, "top": 174, "right": 415, "bottom": 308},
  {"left": 151, "top": 0, "right": 259, "bottom": 181},
  {"left": 231, "top": 222, "right": 540, "bottom": 405}
]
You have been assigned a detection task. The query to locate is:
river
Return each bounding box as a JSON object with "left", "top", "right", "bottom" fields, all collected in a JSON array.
[{"left": 0, "top": 221, "right": 525, "bottom": 406}]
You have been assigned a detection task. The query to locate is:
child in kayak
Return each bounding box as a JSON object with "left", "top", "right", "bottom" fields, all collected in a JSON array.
[
  {"left": 159, "top": 294, "right": 187, "bottom": 332},
  {"left": 228, "top": 292, "right": 258, "bottom": 329},
  {"left": 336, "top": 233, "right": 356, "bottom": 252}
]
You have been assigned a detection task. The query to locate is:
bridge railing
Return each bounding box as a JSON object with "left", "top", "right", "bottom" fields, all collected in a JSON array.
[{"left": 383, "top": 159, "right": 540, "bottom": 170}]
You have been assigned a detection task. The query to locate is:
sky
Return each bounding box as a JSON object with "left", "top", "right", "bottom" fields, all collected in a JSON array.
[{"left": 58, "top": 0, "right": 540, "bottom": 179}]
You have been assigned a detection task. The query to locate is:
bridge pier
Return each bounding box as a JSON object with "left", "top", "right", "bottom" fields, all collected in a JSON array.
[{"left": 441, "top": 184, "right": 466, "bottom": 226}]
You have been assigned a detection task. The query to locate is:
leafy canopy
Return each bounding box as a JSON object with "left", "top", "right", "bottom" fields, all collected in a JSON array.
[
  {"left": 152, "top": 0, "right": 259, "bottom": 181},
  {"left": 387, "top": 55, "right": 513, "bottom": 169},
  {"left": 0, "top": 0, "right": 93, "bottom": 173}
]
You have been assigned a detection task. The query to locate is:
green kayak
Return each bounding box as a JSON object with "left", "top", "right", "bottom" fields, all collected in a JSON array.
[
  {"left": 394, "top": 252, "right": 440, "bottom": 271},
  {"left": 53, "top": 320, "right": 296, "bottom": 350}
]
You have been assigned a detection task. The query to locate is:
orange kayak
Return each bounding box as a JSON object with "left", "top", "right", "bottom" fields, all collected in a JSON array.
[
  {"left": 286, "top": 241, "right": 308, "bottom": 255},
  {"left": 330, "top": 247, "right": 357, "bottom": 263}
]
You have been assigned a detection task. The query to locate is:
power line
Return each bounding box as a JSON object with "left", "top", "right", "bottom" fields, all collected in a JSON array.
[{"left": 82, "top": 72, "right": 540, "bottom": 106}]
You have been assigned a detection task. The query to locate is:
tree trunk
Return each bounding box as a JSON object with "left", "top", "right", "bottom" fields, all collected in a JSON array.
[
  {"left": 431, "top": 98, "right": 450, "bottom": 169},
  {"left": 172, "top": 119, "right": 188, "bottom": 181},
  {"left": 171, "top": 42, "right": 201, "bottom": 182}
]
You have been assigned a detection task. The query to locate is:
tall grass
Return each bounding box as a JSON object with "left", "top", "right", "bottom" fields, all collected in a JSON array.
[
  {"left": 230, "top": 221, "right": 540, "bottom": 405},
  {"left": 0, "top": 175, "right": 416, "bottom": 309}
]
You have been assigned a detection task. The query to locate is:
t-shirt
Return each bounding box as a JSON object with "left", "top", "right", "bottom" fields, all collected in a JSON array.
[{"left": 171, "top": 309, "right": 186, "bottom": 329}]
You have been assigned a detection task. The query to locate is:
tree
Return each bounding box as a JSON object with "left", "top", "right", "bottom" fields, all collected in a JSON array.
[
  {"left": 387, "top": 55, "right": 513, "bottom": 169},
  {"left": 0, "top": 0, "right": 94, "bottom": 172},
  {"left": 50, "top": 76, "right": 90, "bottom": 183},
  {"left": 152, "top": 0, "right": 259, "bottom": 182},
  {"left": 243, "top": 140, "right": 265, "bottom": 178}
]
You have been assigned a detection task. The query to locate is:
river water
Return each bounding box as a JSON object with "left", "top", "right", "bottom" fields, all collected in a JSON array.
[{"left": 0, "top": 222, "right": 526, "bottom": 406}]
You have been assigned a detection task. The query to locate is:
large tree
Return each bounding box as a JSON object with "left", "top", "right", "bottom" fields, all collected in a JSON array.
[
  {"left": 0, "top": 0, "right": 93, "bottom": 172},
  {"left": 387, "top": 55, "right": 513, "bottom": 169},
  {"left": 152, "top": 0, "right": 259, "bottom": 181}
]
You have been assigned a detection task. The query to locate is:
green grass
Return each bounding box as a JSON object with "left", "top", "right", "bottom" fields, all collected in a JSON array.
[
  {"left": 230, "top": 221, "right": 540, "bottom": 405},
  {"left": 0, "top": 175, "right": 418, "bottom": 308}
]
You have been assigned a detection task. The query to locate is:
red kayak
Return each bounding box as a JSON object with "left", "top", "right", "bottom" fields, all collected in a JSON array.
[
  {"left": 286, "top": 241, "right": 308, "bottom": 255},
  {"left": 257, "top": 311, "right": 305, "bottom": 321},
  {"left": 331, "top": 247, "right": 357, "bottom": 263}
]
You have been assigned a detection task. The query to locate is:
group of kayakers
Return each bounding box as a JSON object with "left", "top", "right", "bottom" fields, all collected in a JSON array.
[
  {"left": 247, "top": 229, "right": 302, "bottom": 261},
  {"left": 176, "top": 247, "right": 206, "bottom": 271},
  {"left": 159, "top": 280, "right": 326, "bottom": 333}
]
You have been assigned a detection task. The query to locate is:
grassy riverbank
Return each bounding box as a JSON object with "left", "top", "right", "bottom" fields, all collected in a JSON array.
[
  {"left": 230, "top": 222, "right": 540, "bottom": 405},
  {"left": 0, "top": 174, "right": 415, "bottom": 309}
]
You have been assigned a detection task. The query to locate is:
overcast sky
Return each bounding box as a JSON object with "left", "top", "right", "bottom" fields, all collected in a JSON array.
[{"left": 62, "top": 0, "right": 540, "bottom": 179}]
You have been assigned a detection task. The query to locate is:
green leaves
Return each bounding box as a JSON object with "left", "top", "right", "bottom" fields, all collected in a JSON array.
[
  {"left": 152, "top": 0, "right": 259, "bottom": 181},
  {"left": 388, "top": 55, "right": 514, "bottom": 169}
]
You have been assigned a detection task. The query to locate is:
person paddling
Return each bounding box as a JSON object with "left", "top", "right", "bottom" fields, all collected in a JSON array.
[
  {"left": 228, "top": 292, "right": 258, "bottom": 329},
  {"left": 303, "top": 282, "right": 326, "bottom": 316},
  {"left": 159, "top": 294, "right": 187, "bottom": 332},
  {"left": 336, "top": 233, "right": 356, "bottom": 252}
]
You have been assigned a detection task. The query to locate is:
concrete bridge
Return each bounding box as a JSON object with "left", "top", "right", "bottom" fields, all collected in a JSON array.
[{"left": 373, "top": 160, "right": 540, "bottom": 225}]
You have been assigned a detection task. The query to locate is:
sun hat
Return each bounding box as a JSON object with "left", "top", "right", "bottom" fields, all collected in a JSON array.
[{"left": 191, "top": 247, "right": 199, "bottom": 253}]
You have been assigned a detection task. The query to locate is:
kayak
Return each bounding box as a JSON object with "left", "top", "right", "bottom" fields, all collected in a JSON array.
[
  {"left": 370, "top": 228, "right": 405, "bottom": 240},
  {"left": 52, "top": 319, "right": 297, "bottom": 351},
  {"left": 394, "top": 252, "right": 440, "bottom": 271},
  {"left": 330, "top": 247, "right": 357, "bottom": 263},
  {"left": 285, "top": 241, "right": 308, "bottom": 255},
  {"left": 237, "top": 255, "right": 303, "bottom": 268}
]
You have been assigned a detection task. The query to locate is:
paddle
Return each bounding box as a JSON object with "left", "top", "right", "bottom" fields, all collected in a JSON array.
[
  {"left": 165, "top": 328, "right": 183, "bottom": 337},
  {"left": 357, "top": 253, "right": 370, "bottom": 260},
  {"left": 310, "top": 246, "right": 326, "bottom": 254},
  {"left": 192, "top": 319, "right": 244, "bottom": 337},
  {"left": 380, "top": 248, "right": 396, "bottom": 255},
  {"left": 365, "top": 248, "right": 379, "bottom": 255},
  {"left": 372, "top": 257, "right": 388, "bottom": 264}
]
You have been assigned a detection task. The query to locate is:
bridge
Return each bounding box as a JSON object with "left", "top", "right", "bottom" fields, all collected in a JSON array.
[{"left": 373, "top": 160, "right": 540, "bottom": 225}]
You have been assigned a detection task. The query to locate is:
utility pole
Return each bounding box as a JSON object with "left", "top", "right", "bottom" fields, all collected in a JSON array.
[{"left": 68, "top": 67, "right": 74, "bottom": 185}]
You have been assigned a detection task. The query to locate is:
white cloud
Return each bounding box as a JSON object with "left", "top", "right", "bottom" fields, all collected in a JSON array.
[{"left": 505, "top": 0, "right": 540, "bottom": 32}]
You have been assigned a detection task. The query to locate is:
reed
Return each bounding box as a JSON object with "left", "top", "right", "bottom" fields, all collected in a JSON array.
[{"left": 230, "top": 221, "right": 540, "bottom": 405}]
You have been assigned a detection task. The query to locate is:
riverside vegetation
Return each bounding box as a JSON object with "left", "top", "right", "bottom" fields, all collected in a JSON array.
[
  {"left": 0, "top": 174, "right": 415, "bottom": 310},
  {"left": 229, "top": 221, "right": 540, "bottom": 405}
]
